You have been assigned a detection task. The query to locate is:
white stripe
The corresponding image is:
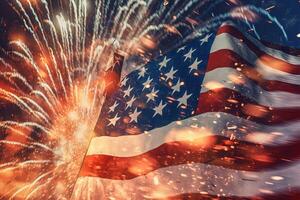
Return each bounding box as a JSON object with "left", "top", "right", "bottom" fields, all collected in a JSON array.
[
  {"left": 201, "top": 67, "right": 300, "bottom": 108},
  {"left": 255, "top": 60, "right": 300, "bottom": 85},
  {"left": 72, "top": 162, "right": 300, "bottom": 200},
  {"left": 87, "top": 112, "right": 300, "bottom": 157},
  {"left": 210, "top": 33, "right": 300, "bottom": 85},
  {"left": 221, "top": 24, "right": 300, "bottom": 65}
]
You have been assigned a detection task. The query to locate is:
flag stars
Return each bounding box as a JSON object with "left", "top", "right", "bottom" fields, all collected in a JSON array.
[
  {"left": 189, "top": 58, "right": 202, "bottom": 73},
  {"left": 200, "top": 33, "right": 212, "bottom": 45},
  {"left": 159, "top": 56, "right": 171, "bottom": 70},
  {"left": 183, "top": 48, "right": 196, "bottom": 61},
  {"left": 138, "top": 67, "right": 146, "bottom": 79},
  {"left": 146, "top": 88, "right": 159, "bottom": 103},
  {"left": 142, "top": 77, "right": 153, "bottom": 91},
  {"left": 165, "top": 67, "right": 177, "bottom": 80},
  {"left": 123, "top": 85, "right": 133, "bottom": 97},
  {"left": 121, "top": 77, "right": 129, "bottom": 87},
  {"left": 177, "top": 91, "right": 192, "bottom": 108},
  {"left": 153, "top": 100, "right": 167, "bottom": 117},
  {"left": 129, "top": 108, "right": 141, "bottom": 123},
  {"left": 108, "top": 113, "right": 120, "bottom": 126},
  {"left": 171, "top": 79, "right": 182, "bottom": 94},
  {"left": 109, "top": 101, "right": 119, "bottom": 113},
  {"left": 126, "top": 96, "right": 136, "bottom": 110},
  {"left": 177, "top": 46, "right": 186, "bottom": 53}
]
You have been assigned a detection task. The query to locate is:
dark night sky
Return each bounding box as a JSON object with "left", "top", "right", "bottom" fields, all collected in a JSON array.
[
  {"left": 239, "top": 0, "right": 300, "bottom": 48},
  {"left": 0, "top": 0, "right": 300, "bottom": 50}
]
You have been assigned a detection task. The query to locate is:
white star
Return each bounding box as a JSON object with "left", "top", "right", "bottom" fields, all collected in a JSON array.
[
  {"left": 183, "top": 48, "right": 196, "bottom": 61},
  {"left": 138, "top": 67, "right": 146, "bottom": 79},
  {"left": 171, "top": 79, "right": 182, "bottom": 94},
  {"left": 146, "top": 88, "right": 159, "bottom": 103},
  {"left": 123, "top": 85, "right": 133, "bottom": 97},
  {"left": 200, "top": 33, "right": 212, "bottom": 45},
  {"left": 142, "top": 77, "right": 153, "bottom": 91},
  {"left": 177, "top": 91, "right": 192, "bottom": 107},
  {"left": 165, "top": 67, "right": 177, "bottom": 80},
  {"left": 121, "top": 77, "right": 128, "bottom": 87},
  {"left": 189, "top": 58, "right": 202, "bottom": 72},
  {"left": 153, "top": 100, "right": 167, "bottom": 117},
  {"left": 177, "top": 46, "right": 186, "bottom": 53},
  {"left": 108, "top": 113, "right": 120, "bottom": 126},
  {"left": 126, "top": 96, "right": 136, "bottom": 110},
  {"left": 159, "top": 56, "right": 171, "bottom": 70},
  {"left": 129, "top": 108, "right": 141, "bottom": 123},
  {"left": 109, "top": 101, "right": 119, "bottom": 112}
]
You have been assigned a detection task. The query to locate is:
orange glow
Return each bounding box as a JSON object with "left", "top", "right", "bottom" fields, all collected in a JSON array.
[
  {"left": 204, "top": 81, "right": 224, "bottom": 90},
  {"left": 228, "top": 74, "right": 245, "bottom": 85},
  {"left": 227, "top": 0, "right": 241, "bottom": 5},
  {"left": 3, "top": 126, "right": 32, "bottom": 159},
  {"left": 185, "top": 17, "right": 199, "bottom": 26},
  {"left": 148, "top": 185, "right": 174, "bottom": 199},
  {"left": 140, "top": 36, "right": 157, "bottom": 49},
  {"left": 232, "top": 7, "right": 259, "bottom": 22},
  {"left": 166, "top": 127, "right": 216, "bottom": 149},
  {"left": 22, "top": 0, "right": 38, "bottom": 5},
  {"left": 164, "top": 25, "right": 182, "bottom": 37},
  {"left": 8, "top": 33, "right": 26, "bottom": 44},
  {"left": 242, "top": 104, "right": 269, "bottom": 118},
  {"left": 227, "top": 99, "right": 239, "bottom": 104},
  {"left": 128, "top": 156, "right": 158, "bottom": 176},
  {"left": 246, "top": 132, "right": 277, "bottom": 144},
  {"left": 250, "top": 153, "right": 273, "bottom": 163},
  {"left": 259, "top": 55, "right": 293, "bottom": 73}
]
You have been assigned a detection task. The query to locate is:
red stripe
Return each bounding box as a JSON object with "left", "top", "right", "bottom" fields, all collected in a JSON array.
[
  {"left": 196, "top": 88, "right": 300, "bottom": 125},
  {"left": 153, "top": 188, "right": 300, "bottom": 200},
  {"left": 216, "top": 25, "right": 300, "bottom": 75},
  {"left": 79, "top": 136, "right": 300, "bottom": 180},
  {"left": 223, "top": 25, "right": 300, "bottom": 56},
  {"left": 262, "top": 40, "right": 300, "bottom": 56},
  {"left": 207, "top": 49, "right": 300, "bottom": 94}
]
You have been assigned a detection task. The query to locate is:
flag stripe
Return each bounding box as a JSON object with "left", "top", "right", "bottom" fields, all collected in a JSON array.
[
  {"left": 212, "top": 32, "right": 300, "bottom": 76},
  {"left": 197, "top": 88, "right": 300, "bottom": 125},
  {"left": 76, "top": 162, "right": 300, "bottom": 199},
  {"left": 217, "top": 25, "right": 300, "bottom": 67},
  {"left": 207, "top": 50, "right": 300, "bottom": 94},
  {"left": 220, "top": 23, "right": 300, "bottom": 58},
  {"left": 80, "top": 136, "right": 300, "bottom": 179},
  {"left": 201, "top": 67, "right": 300, "bottom": 108},
  {"left": 262, "top": 37, "right": 300, "bottom": 55},
  {"left": 209, "top": 48, "right": 300, "bottom": 86},
  {"left": 87, "top": 112, "right": 300, "bottom": 157},
  {"left": 152, "top": 189, "right": 300, "bottom": 200}
]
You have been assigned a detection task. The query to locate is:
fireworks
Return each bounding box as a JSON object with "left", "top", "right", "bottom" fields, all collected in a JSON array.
[
  {"left": 0, "top": 0, "right": 288, "bottom": 199},
  {"left": 0, "top": 0, "right": 107, "bottom": 198}
]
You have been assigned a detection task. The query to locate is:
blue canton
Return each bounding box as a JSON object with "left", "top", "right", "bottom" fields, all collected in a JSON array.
[{"left": 99, "top": 33, "right": 217, "bottom": 136}]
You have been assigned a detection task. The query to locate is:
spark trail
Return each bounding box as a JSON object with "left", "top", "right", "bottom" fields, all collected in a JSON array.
[{"left": 0, "top": 0, "right": 287, "bottom": 199}]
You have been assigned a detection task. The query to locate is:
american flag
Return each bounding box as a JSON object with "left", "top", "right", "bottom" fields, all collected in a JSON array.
[{"left": 72, "top": 23, "right": 300, "bottom": 199}]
